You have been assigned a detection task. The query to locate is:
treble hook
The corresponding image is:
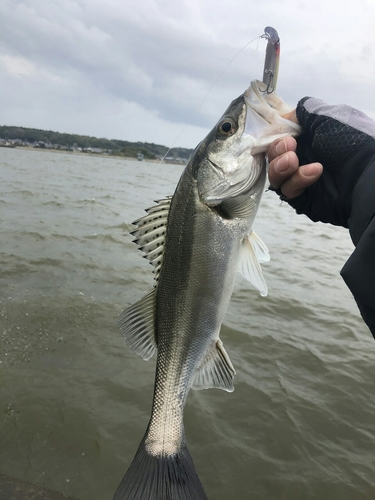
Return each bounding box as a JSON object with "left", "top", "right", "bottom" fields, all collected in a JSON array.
[{"left": 260, "top": 26, "right": 280, "bottom": 94}]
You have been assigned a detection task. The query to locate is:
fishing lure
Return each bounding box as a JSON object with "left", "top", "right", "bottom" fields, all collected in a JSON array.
[{"left": 261, "top": 26, "right": 280, "bottom": 94}]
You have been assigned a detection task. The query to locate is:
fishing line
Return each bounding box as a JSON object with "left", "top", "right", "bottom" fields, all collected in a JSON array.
[
  {"left": 159, "top": 35, "right": 262, "bottom": 162},
  {"left": 1, "top": 34, "right": 263, "bottom": 429},
  {"left": 0, "top": 31, "right": 264, "bottom": 459}
]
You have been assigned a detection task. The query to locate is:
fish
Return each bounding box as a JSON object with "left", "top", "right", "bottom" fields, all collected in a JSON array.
[{"left": 113, "top": 79, "right": 301, "bottom": 500}]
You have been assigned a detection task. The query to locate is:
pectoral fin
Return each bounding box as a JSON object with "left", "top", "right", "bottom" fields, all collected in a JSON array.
[
  {"left": 247, "top": 230, "right": 270, "bottom": 262},
  {"left": 240, "top": 230, "right": 269, "bottom": 296},
  {"left": 191, "top": 339, "right": 235, "bottom": 392},
  {"left": 118, "top": 290, "right": 157, "bottom": 360},
  {"left": 220, "top": 194, "right": 257, "bottom": 219}
]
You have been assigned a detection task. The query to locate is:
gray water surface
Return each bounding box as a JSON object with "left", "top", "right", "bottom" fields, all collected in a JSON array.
[{"left": 1, "top": 147, "right": 374, "bottom": 499}]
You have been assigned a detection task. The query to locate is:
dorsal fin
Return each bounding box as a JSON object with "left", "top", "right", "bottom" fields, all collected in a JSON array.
[{"left": 131, "top": 197, "right": 172, "bottom": 284}]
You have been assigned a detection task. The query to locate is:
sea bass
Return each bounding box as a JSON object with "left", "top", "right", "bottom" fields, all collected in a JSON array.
[{"left": 113, "top": 80, "right": 301, "bottom": 500}]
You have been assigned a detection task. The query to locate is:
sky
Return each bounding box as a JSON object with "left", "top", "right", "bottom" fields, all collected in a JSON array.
[{"left": 1, "top": 0, "right": 375, "bottom": 149}]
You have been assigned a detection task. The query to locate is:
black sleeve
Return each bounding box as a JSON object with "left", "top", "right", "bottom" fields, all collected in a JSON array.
[
  {"left": 282, "top": 98, "right": 375, "bottom": 337},
  {"left": 287, "top": 97, "right": 375, "bottom": 229},
  {"left": 341, "top": 214, "right": 375, "bottom": 337}
]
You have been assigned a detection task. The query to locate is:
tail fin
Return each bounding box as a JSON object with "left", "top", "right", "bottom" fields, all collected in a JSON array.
[{"left": 113, "top": 434, "right": 208, "bottom": 500}]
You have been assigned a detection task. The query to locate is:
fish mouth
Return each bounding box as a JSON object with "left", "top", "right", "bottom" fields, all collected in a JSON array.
[
  {"left": 243, "top": 80, "right": 300, "bottom": 138},
  {"left": 203, "top": 157, "right": 264, "bottom": 206}
]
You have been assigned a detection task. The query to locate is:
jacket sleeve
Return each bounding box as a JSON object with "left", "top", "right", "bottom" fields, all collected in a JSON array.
[{"left": 283, "top": 98, "right": 375, "bottom": 337}]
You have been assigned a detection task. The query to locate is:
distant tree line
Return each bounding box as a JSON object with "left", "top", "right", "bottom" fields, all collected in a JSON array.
[{"left": 0, "top": 125, "right": 194, "bottom": 160}]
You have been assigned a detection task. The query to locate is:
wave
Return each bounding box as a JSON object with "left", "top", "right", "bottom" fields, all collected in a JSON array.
[
  {"left": 2, "top": 148, "right": 375, "bottom": 500},
  {"left": 111, "top": 222, "right": 134, "bottom": 231},
  {"left": 7, "top": 189, "right": 34, "bottom": 197},
  {"left": 42, "top": 200, "right": 64, "bottom": 207},
  {"left": 84, "top": 233, "right": 125, "bottom": 244}
]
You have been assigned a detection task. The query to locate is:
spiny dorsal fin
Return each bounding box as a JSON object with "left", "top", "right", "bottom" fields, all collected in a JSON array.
[
  {"left": 191, "top": 339, "right": 235, "bottom": 392},
  {"left": 118, "top": 290, "right": 157, "bottom": 360},
  {"left": 239, "top": 230, "right": 269, "bottom": 296},
  {"left": 131, "top": 197, "right": 172, "bottom": 284}
]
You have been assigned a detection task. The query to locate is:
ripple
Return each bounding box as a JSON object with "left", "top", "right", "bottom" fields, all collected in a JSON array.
[{"left": 2, "top": 148, "right": 375, "bottom": 500}]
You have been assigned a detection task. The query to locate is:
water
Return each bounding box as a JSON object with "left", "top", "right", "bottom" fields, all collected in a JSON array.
[{"left": 1, "top": 147, "right": 374, "bottom": 500}]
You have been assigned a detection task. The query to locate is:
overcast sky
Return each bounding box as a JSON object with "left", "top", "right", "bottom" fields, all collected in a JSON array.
[{"left": 1, "top": 0, "right": 375, "bottom": 148}]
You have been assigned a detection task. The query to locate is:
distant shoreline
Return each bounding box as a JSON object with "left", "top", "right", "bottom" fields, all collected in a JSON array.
[
  {"left": 0, "top": 125, "right": 193, "bottom": 164},
  {"left": 7, "top": 145, "right": 185, "bottom": 165}
]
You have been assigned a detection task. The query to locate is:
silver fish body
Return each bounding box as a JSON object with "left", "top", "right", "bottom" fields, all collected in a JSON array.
[
  {"left": 113, "top": 81, "right": 300, "bottom": 500},
  {"left": 146, "top": 160, "right": 266, "bottom": 458}
]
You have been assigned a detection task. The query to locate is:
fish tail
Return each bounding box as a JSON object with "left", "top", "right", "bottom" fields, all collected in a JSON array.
[{"left": 112, "top": 433, "right": 208, "bottom": 500}]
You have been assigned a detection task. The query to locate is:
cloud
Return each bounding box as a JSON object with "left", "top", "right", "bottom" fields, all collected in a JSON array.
[{"left": 1, "top": 0, "right": 375, "bottom": 148}]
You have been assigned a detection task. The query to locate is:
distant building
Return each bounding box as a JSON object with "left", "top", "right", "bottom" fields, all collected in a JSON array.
[
  {"left": 163, "top": 156, "right": 187, "bottom": 165},
  {"left": 86, "top": 147, "right": 103, "bottom": 154}
]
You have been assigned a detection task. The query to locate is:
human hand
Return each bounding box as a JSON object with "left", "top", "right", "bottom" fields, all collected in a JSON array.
[
  {"left": 267, "top": 98, "right": 374, "bottom": 228},
  {"left": 268, "top": 134, "right": 323, "bottom": 200}
]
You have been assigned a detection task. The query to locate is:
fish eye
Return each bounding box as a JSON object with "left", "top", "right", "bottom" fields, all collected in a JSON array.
[
  {"left": 221, "top": 122, "right": 232, "bottom": 132},
  {"left": 218, "top": 119, "right": 236, "bottom": 137}
]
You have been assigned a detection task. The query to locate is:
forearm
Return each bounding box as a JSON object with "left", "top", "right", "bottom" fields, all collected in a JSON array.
[{"left": 268, "top": 97, "right": 375, "bottom": 337}]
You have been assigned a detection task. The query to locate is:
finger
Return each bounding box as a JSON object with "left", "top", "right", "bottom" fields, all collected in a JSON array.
[
  {"left": 280, "top": 162, "right": 324, "bottom": 199},
  {"left": 268, "top": 136, "right": 297, "bottom": 163},
  {"left": 268, "top": 151, "right": 299, "bottom": 190}
]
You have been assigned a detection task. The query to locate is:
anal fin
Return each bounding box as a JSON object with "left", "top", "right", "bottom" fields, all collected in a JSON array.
[{"left": 191, "top": 339, "right": 235, "bottom": 392}]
